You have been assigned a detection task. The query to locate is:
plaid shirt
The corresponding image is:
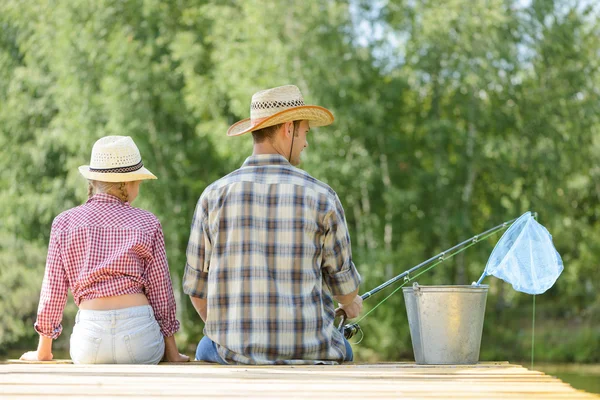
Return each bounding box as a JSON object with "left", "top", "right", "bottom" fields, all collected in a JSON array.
[
  {"left": 184, "top": 154, "right": 361, "bottom": 364},
  {"left": 35, "top": 193, "right": 180, "bottom": 339}
]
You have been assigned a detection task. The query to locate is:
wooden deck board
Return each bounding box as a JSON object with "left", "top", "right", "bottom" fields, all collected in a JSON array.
[{"left": 1, "top": 361, "right": 597, "bottom": 399}]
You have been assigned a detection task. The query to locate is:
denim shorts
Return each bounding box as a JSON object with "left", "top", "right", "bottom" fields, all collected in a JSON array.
[{"left": 70, "top": 305, "right": 165, "bottom": 364}]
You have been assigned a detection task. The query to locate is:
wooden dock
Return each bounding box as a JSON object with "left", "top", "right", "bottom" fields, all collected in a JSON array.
[{"left": 1, "top": 361, "right": 598, "bottom": 399}]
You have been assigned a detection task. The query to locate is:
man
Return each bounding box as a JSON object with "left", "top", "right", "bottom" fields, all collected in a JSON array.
[{"left": 183, "top": 85, "right": 362, "bottom": 364}]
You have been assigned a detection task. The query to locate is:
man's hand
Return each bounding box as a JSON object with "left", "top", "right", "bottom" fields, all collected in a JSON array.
[
  {"left": 20, "top": 350, "right": 53, "bottom": 362},
  {"left": 336, "top": 295, "right": 363, "bottom": 319}
]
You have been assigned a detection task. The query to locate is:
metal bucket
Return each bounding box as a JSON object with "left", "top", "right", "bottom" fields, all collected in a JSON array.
[{"left": 402, "top": 282, "right": 489, "bottom": 365}]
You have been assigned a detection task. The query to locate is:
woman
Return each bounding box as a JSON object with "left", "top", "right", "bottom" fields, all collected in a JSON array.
[{"left": 20, "top": 136, "right": 189, "bottom": 364}]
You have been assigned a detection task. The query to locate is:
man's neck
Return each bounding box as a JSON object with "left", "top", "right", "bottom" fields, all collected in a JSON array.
[{"left": 252, "top": 142, "right": 286, "bottom": 158}]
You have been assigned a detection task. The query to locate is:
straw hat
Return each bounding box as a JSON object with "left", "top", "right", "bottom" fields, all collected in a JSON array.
[
  {"left": 78, "top": 136, "right": 157, "bottom": 182},
  {"left": 227, "top": 85, "right": 334, "bottom": 136}
]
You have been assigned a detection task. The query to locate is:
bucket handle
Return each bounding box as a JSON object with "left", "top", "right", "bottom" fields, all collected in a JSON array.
[{"left": 412, "top": 281, "right": 421, "bottom": 295}]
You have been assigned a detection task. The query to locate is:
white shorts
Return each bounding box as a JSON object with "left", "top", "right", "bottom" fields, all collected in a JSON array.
[{"left": 70, "top": 305, "right": 164, "bottom": 364}]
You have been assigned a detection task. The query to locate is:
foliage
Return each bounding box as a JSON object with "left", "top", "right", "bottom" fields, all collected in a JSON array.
[{"left": 1, "top": 0, "right": 598, "bottom": 362}]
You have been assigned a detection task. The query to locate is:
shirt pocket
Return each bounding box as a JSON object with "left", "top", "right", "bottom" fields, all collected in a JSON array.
[{"left": 70, "top": 327, "right": 102, "bottom": 364}]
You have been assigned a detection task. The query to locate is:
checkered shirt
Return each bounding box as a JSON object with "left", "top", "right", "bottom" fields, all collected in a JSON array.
[
  {"left": 35, "top": 193, "right": 180, "bottom": 339},
  {"left": 183, "top": 154, "right": 361, "bottom": 364}
]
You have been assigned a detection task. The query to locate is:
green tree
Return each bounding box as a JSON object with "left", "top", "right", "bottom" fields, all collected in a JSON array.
[{"left": 1, "top": 0, "right": 598, "bottom": 362}]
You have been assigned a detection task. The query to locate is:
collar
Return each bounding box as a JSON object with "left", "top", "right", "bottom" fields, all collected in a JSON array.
[
  {"left": 241, "top": 154, "right": 292, "bottom": 168},
  {"left": 86, "top": 193, "right": 129, "bottom": 206}
]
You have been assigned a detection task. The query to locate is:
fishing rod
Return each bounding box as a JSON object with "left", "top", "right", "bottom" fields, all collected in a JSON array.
[{"left": 339, "top": 215, "right": 530, "bottom": 339}]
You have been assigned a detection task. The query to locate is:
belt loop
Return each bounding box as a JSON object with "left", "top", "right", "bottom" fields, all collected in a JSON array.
[{"left": 75, "top": 310, "right": 80, "bottom": 324}]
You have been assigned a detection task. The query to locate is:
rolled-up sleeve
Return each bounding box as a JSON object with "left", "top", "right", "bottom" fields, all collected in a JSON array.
[
  {"left": 183, "top": 195, "right": 211, "bottom": 299},
  {"left": 321, "top": 194, "right": 361, "bottom": 295},
  {"left": 35, "top": 224, "right": 68, "bottom": 339},
  {"left": 144, "top": 222, "right": 180, "bottom": 337}
]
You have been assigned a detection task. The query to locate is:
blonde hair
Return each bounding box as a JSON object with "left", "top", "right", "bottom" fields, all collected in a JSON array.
[{"left": 88, "top": 180, "right": 129, "bottom": 202}]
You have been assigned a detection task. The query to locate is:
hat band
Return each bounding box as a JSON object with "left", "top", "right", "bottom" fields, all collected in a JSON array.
[{"left": 89, "top": 160, "right": 144, "bottom": 174}]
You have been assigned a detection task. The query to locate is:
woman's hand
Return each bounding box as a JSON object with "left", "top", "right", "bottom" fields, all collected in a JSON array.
[
  {"left": 165, "top": 352, "right": 190, "bottom": 363},
  {"left": 20, "top": 336, "right": 54, "bottom": 361},
  {"left": 20, "top": 350, "right": 53, "bottom": 362},
  {"left": 163, "top": 335, "right": 190, "bottom": 362}
]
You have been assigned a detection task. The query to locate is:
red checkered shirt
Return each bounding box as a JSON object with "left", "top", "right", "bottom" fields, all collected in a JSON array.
[{"left": 34, "top": 193, "right": 180, "bottom": 339}]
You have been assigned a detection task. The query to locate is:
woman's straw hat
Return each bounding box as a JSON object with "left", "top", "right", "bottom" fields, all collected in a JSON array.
[
  {"left": 227, "top": 85, "right": 334, "bottom": 136},
  {"left": 78, "top": 136, "right": 157, "bottom": 182}
]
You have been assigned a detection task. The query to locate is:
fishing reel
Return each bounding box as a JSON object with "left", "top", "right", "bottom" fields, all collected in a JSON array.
[
  {"left": 337, "top": 313, "right": 363, "bottom": 340},
  {"left": 342, "top": 323, "right": 362, "bottom": 340}
]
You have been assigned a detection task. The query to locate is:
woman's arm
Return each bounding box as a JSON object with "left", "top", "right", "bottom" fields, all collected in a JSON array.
[
  {"left": 20, "top": 336, "right": 53, "bottom": 361},
  {"left": 22, "top": 223, "right": 68, "bottom": 361},
  {"left": 163, "top": 335, "right": 189, "bottom": 363},
  {"left": 145, "top": 222, "right": 188, "bottom": 362}
]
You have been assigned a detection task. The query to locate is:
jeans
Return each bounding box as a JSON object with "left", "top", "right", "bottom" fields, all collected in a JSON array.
[
  {"left": 344, "top": 338, "right": 354, "bottom": 361},
  {"left": 70, "top": 305, "right": 164, "bottom": 364},
  {"left": 195, "top": 336, "right": 228, "bottom": 364},
  {"left": 195, "top": 336, "right": 354, "bottom": 364}
]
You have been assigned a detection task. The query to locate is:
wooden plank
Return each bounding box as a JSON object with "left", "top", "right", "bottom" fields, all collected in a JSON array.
[
  {"left": 0, "top": 372, "right": 562, "bottom": 382},
  {"left": 1, "top": 396, "right": 589, "bottom": 400},
  {"left": 0, "top": 383, "right": 590, "bottom": 394},
  {"left": 5, "top": 359, "right": 75, "bottom": 365},
  {"left": 4, "top": 360, "right": 513, "bottom": 367},
  {"left": 0, "top": 362, "right": 596, "bottom": 399},
  {"left": 0, "top": 386, "right": 593, "bottom": 399}
]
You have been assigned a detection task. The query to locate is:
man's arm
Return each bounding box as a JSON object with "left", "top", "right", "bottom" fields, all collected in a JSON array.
[
  {"left": 322, "top": 195, "right": 363, "bottom": 319},
  {"left": 334, "top": 287, "right": 359, "bottom": 306},
  {"left": 183, "top": 195, "right": 211, "bottom": 323},
  {"left": 190, "top": 296, "right": 207, "bottom": 323},
  {"left": 334, "top": 288, "right": 363, "bottom": 319}
]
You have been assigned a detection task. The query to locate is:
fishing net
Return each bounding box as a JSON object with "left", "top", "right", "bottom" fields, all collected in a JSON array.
[{"left": 477, "top": 211, "right": 563, "bottom": 295}]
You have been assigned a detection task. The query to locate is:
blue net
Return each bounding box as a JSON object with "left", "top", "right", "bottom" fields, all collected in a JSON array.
[{"left": 477, "top": 212, "right": 564, "bottom": 295}]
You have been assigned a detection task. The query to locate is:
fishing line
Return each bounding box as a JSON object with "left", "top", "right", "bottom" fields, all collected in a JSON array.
[{"left": 352, "top": 226, "right": 505, "bottom": 326}]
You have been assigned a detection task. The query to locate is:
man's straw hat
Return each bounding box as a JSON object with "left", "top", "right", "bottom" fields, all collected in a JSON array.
[
  {"left": 227, "top": 85, "right": 334, "bottom": 136},
  {"left": 79, "top": 136, "right": 157, "bottom": 182}
]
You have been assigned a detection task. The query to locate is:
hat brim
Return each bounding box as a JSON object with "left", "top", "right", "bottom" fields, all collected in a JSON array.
[
  {"left": 78, "top": 165, "right": 157, "bottom": 182},
  {"left": 227, "top": 105, "right": 334, "bottom": 137}
]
